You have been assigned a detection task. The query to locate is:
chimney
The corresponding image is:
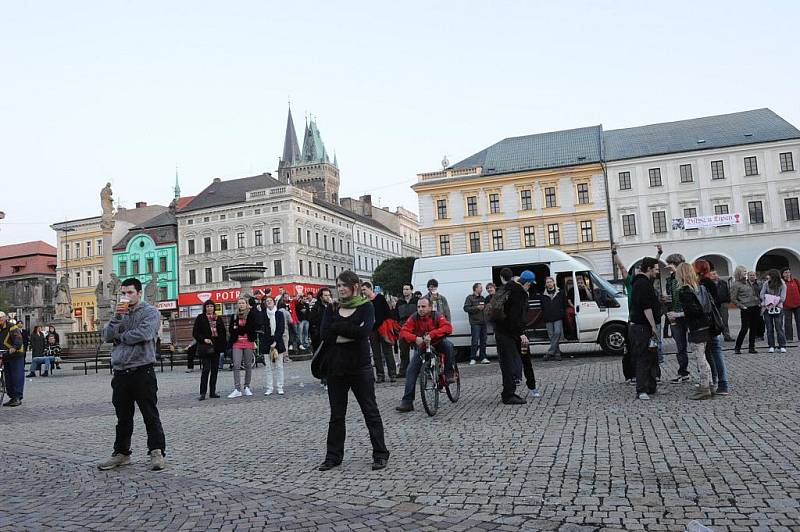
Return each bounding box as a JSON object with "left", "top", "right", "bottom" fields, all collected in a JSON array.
[{"left": 135, "top": 201, "right": 147, "bottom": 208}]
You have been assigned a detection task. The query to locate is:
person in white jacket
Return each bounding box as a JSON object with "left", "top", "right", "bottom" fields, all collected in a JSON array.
[{"left": 262, "top": 296, "right": 287, "bottom": 395}]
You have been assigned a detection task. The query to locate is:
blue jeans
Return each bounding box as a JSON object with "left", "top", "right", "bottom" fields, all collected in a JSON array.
[
  {"left": 708, "top": 334, "right": 728, "bottom": 387},
  {"left": 400, "top": 340, "right": 454, "bottom": 405},
  {"left": 470, "top": 323, "right": 487, "bottom": 361},
  {"left": 29, "top": 356, "right": 56, "bottom": 374},
  {"left": 545, "top": 320, "right": 563, "bottom": 356},
  {"left": 4, "top": 355, "right": 25, "bottom": 400},
  {"left": 299, "top": 320, "right": 310, "bottom": 346},
  {"left": 765, "top": 311, "right": 786, "bottom": 347},
  {"left": 671, "top": 318, "right": 689, "bottom": 376}
]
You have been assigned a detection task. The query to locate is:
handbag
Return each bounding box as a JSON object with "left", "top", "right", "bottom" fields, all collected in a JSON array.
[
  {"left": 197, "top": 342, "right": 216, "bottom": 357},
  {"left": 310, "top": 340, "right": 328, "bottom": 379}
]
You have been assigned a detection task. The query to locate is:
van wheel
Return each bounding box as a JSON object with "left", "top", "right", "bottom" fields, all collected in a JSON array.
[{"left": 600, "top": 323, "right": 626, "bottom": 356}]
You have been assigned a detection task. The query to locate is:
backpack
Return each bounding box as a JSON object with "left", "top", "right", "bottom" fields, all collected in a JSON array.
[
  {"left": 487, "top": 285, "right": 511, "bottom": 322},
  {"left": 697, "top": 285, "right": 724, "bottom": 336}
]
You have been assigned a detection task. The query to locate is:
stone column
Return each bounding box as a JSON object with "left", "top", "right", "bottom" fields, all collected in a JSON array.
[{"left": 96, "top": 215, "right": 115, "bottom": 328}]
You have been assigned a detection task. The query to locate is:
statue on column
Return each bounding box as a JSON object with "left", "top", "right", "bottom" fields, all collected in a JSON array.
[
  {"left": 107, "top": 273, "right": 121, "bottom": 303},
  {"left": 144, "top": 270, "right": 159, "bottom": 303},
  {"left": 101, "top": 182, "right": 114, "bottom": 218},
  {"left": 54, "top": 275, "right": 72, "bottom": 318}
]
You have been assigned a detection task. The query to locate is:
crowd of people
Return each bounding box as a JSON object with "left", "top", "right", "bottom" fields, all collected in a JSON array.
[{"left": 0, "top": 320, "right": 62, "bottom": 407}]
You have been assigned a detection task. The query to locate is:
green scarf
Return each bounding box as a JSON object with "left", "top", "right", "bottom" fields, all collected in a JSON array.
[{"left": 338, "top": 295, "right": 370, "bottom": 309}]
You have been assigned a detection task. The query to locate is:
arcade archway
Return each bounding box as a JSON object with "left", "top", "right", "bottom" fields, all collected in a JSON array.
[
  {"left": 756, "top": 248, "right": 800, "bottom": 273},
  {"left": 695, "top": 253, "right": 732, "bottom": 277}
]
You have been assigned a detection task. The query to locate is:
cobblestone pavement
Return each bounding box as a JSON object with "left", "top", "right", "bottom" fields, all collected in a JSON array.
[{"left": 2, "top": 337, "right": 800, "bottom": 531}]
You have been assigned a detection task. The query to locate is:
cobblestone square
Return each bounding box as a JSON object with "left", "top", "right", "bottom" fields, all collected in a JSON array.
[{"left": 2, "top": 339, "right": 800, "bottom": 531}]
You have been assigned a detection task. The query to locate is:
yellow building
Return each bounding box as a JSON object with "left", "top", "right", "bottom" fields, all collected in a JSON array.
[
  {"left": 51, "top": 202, "right": 169, "bottom": 331},
  {"left": 413, "top": 125, "right": 613, "bottom": 276}
]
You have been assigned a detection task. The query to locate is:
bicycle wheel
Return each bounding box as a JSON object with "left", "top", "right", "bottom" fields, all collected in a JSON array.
[
  {"left": 445, "top": 361, "right": 461, "bottom": 403},
  {"left": 0, "top": 370, "right": 5, "bottom": 407},
  {"left": 419, "top": 354, "right": 439, "bottom": 416}
]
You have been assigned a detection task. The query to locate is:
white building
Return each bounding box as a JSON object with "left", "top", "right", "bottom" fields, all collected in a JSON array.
[{"left": 605, "top": 108, "right": 800, "bottom": 276}]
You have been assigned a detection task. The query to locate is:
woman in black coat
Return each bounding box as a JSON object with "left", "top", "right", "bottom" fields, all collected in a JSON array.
[
  {"left": 193, "top": 300, "right": 227, "bottom": 400},
  {"left": 318, "top": 271, "right": 389, "bottom": 472}
]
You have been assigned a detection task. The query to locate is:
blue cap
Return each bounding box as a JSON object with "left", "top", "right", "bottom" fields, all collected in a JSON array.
[{"left": 520, "top": 270, "right": 536, "bottom": 283}]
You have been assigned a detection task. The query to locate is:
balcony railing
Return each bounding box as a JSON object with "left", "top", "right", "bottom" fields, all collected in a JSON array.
[{"left": 418, "top": 166, "right": 482, "bottom": 182}]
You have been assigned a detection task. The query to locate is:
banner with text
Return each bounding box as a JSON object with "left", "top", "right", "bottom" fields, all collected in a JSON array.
[
  {"left": 178, "top": 282, "right": 328, "bottom": 307},
  {"left": 671, "top": 213, "right": 742, "bottom": 230}
]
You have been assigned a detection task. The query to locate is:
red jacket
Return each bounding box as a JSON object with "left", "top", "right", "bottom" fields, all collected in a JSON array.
[
  {"left": 785, "top": 278, "right": 800, "bottom": 310},
  {"left": 399, "top": 311, "right": 452, "bottom": 345},
  {"left": 288, "top": 299, "right": 299, "bottom": 323}
]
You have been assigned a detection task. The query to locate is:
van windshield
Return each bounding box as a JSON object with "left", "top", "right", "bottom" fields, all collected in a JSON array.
[{"left": 590, "top": 271, "right": 623, "bottom": 296}]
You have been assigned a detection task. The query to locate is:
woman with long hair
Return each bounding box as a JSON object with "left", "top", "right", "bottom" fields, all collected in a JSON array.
[
  {"left": 227, "top": 297, "right": 257, "bottom": 398},
  {"left": 730, "top": 266, "right": 761, "bottom": 354},
  {"left": 192, "top": 300, "right": 227, "bottom": 400},
  {"left": 318, "top": 271, "right": 389, "bottom": 472},
  {"left": 261, "top": 295, "right": 286, "bottom": 395},
  {"left": 693, "top": 259, "right": 730, "bottom": 395},
  {"left": 668, "top": 263, "right": 714, "bottom": 400},
  {"left": 760, "top": 269, "right": 787, "bottom": 353}
]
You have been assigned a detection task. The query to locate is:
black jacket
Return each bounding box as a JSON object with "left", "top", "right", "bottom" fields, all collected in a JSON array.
[
  {"left": 715, "top": 279, "right": 730, "bottom": 304},
  {"left": 261, "top": 310, "right": 286, "bottom": 354},
  {"left": 396, "top": 295, "right": 418, "bottom": 324},
  {"left": 629, "top": 274, "right": 661, "bottom": 326},
  {"left": 700, "top": 278, "right": 719, "bottom": 306},
  {"left": 228, "top": 311, "right": 258, "bottom": 345},
  {"left": 308, "top": 299, "right": 329, "bottom": 347},
  {"left": 296, "top": 300, "right": 312, "bottom": 323},
  {"left": 30, "top": 332, "right": 46, "bottom": 356},
  {"left": 678, "top": 286, "right": 710, "bottom": 333},
  {"left": 494, "top": 281, "right": 529, "bottom": 337},
  {"left": 193, "top": 313, "right": 228, "bottom": 354},
  {"left": 540, "top": 289, "right": 568, "bottom": 323},
  {"left": 320, "top": 302, "right": 375, "bottom": 376},
  {"left": 370, "top": 293, "right": 391, "bottom": 331}
]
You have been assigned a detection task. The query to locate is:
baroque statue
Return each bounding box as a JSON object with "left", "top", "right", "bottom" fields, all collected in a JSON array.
[
  {"left": 100, "top": 182, "right": 114, "bottom": 218},
  {"left": 54, "top": 275, "right": 72, "bottom": 318}
]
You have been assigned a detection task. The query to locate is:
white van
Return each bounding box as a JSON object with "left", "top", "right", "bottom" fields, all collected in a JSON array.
[{"left": 411, "top": 248, "right": 628, "bottom": 357}]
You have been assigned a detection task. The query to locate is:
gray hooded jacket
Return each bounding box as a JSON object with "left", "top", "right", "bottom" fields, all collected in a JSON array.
[{"left": 103, "top": 300, "right": 161, "bottom": 371}]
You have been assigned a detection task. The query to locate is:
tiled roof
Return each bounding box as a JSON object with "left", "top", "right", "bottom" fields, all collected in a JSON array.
[
  {"left": 175, "top": 196, "right": 195, "bottom": 211},
  {"left": 136, "top": 211, "right": 176, "bottom": 229},
  {"left": 313, "top": 199, "right": 396, "bottom": 235},
  {"left": 179, "top": 173, "right": 281, "bottom": 213},
  {"left": 451, "top": 125, "right": 603, "bottom": 175},
  {"left": 115, "top": 205, "right": 169, "bottom": 226},
  {"left": 0, "top": 241, "right": 57, "bottom": 259},
  {"left": 604, "top": 108, "right": 800, "bottom": 161}
]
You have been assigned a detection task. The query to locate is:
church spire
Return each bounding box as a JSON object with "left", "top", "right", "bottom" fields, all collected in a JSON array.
[
  {"left": 174, "top": 165, "right": 181, "bottom": 199},
  {"left": 280, "top": 105, "right": 301, "bottom": 168}
]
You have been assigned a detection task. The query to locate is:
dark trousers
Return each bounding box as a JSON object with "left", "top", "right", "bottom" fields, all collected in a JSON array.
[
  {"left": 470, "top": 323, "right": 487, "bottom": 361},
  {"left": 401, "top": 340, "right": 456, "bottom": 404},
  {"left": 398, "top": 338, "right": 411, "bottom": 377},
  {"left": 4, "top": 355, "right": 25, "bottom": 400},
  {"left": 199, "top": 355, "right": 219, "bottom": 396},
  {"left": 370, "top": 332, "right": 396, "bottom": 379},
  {"left": 672, "top": 318, "right": 689, "bottom": 376},
  {"left": 186, "top": 351, "right": 195, "bottom": 370},
  {"left": 111, "top": 365, "right": 166, "bottom": 456},
  {"left": 325, "top": 368, "right": 389, "bottom": 464},
  {"left": 736, "top": 306, "right": 761, "bottom": 350},
  {"left": 495, "top": 331, "right": 521, "bottom": 401},
  {"left": 519, "top": 349, "right": 537, "bottom": 391},
  {"left": 786, "top": 307, "right": 800, "bottom": 341},
  {"left": 622, "top": 323, "right": 636, "bottom": 380},
  {"left": 629, "top": 323, "right": 658, "bottom": 395}
]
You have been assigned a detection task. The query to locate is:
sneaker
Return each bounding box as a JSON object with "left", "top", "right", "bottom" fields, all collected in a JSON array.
[
  {"left": 3, "top": 398, "right": 21, "bottom": 407},
  {"left": 395, "top": 402, "right": 413, "bottom": 412},
  {"left": 150, "top": 449, "right": 165, "bottom": 471},
  {"left": 26, "top": 372, "right": 35, "bottom": 378},
  {"left": 531, "top": 388, "right": 541, "bottom": 398},
  {"left": 715, "top": 384, "right": 730, "bottom": 396},
  {"left": 626, "top": 378, "right": 636, "bottom": 385},
  {"left": 372, "top": 457, "right": 388, "bottom": 470},
  {"left": 638, "top": 393, "right": 650, "bottom": 400},
  {"left": 243, "top": 387, "right": 253, "bottom": 396},
  {"left": 780, "top": 348, "right": 787, "bottom": 353},
  {"left": 264, "top": 389, "right": 273, "bottom": 396},
  {"left": 469, "top": 360, "right": 476, "bottom": 366},
  {"left": 769, "top": 347, "right": 775, "bottom": 353},
  {"left": 277, "top": 389, "right": 284, "bottom": 395},
  {"left": 97, "top": 453, "right": 130, "bottom": 471},
  {"left": 670, "top": 375, "right": 690, "bottom": 384},
  {"left": 480, "top": 358, "right": 490, "bottom": 364},
  {"left": 318, "top": 460, "right": 341, "bottom": 471},
  {"left": 689, "top": 386, "right": 712, "bottom": 400},
  {"left": 227, "top": 389, "right": 242, "bottom": 398}
]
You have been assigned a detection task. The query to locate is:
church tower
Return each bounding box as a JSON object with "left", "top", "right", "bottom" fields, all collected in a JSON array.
[{"left": 278, "top": 107, "right": 340, "bottom": 203}]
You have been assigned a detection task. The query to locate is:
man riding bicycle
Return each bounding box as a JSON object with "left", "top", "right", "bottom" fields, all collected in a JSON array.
[{"left": 395, "top": 297, "right": 454, "bottom": 413}]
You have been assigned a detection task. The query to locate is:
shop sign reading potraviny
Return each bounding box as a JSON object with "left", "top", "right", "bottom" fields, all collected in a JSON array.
[{"left": 178, "top": 282, "right": 328, "bottom": 306}]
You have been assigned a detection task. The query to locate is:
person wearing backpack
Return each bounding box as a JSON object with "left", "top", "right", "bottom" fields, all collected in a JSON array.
[
  {"left": 491, "top": 268, "right": 534, "bottom": 405},
  {"left": 760, "top": 269, "right": 787, "bottom": 353},
  {"left": 694, "top": 260, "right": 730, "bottom": 396}
]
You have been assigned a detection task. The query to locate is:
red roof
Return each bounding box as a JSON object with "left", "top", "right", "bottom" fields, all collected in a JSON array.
[
  {"left": 175, "top": 196, "right": 195, "bottom": 211},
  {"left": 0, "top": 240, "right": 57, "bottom": 278},
  {"left": 0, "top": 240, "right": 56, "bottom": 259}
]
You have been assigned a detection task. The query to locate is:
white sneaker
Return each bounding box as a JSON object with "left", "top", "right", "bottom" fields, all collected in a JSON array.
[
  {"left": 264, "top": 389, "right": 273, "bottom": 396},
  {"left": 277, "top": 389, "right": 284, "bottom": 395},
  {"left": 780, "top": 348, "right": 787, "bottom": 353},
  {"left": 227, "top": 389, "right": 242, "bottom": 398},
  {"left": 769, "top": 347, "right": 775, "bottom": 353},
  {"left": 638, "top": 393, "right": 650, "bottom": 401},
  {"left": 480, "top": 358, "right": 490, "bottom": 364},
  {"left": 243, "top": 387, "right": 253, "bottom": 396},
  {"left": 469, "top": 360, "right": 476, "bottom": 366},
  {"left": 531, "top": 388, "right": 541, "bottom": 398}
]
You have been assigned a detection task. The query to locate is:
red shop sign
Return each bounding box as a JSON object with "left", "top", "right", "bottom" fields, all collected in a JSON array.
[{"left": 178, "top": 282, "right": 327, "bottom": 307}]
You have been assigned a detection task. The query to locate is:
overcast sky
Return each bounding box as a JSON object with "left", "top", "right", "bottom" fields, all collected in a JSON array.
[{"left": 2, "top": 0, "right": 799, "bottom": 246}]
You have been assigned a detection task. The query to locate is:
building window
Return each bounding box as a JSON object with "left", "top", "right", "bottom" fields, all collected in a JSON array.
[
  {"left": 652, "top": 211, "right": 668, "bottom": 233},
  {"left": 187, "top": 219, "right": 193, "bottom": 225},
  {"left": 439, "top": 235, "right": 451, "bottom": 256},
  {"left": 491, "top": 229, "right": 504, "bottom": 251},
  {"left": 748, "top": 201, "right": 764, "bottom": 224},
  {"left": 489, "top": 193, "right": 500, "bottom": 214},
  {"left": 325, "top": 264, "right": 330, "bottom": 279},
  {"left": 347, "top": 241, "right": 351, "bottom": 254},
  {"left": 469, "top": 231, "right": 481, "bottom": 253},
  {"left": 576, "top": 184, "right": 590, "bottom": 205},
  {"left": 97, "top": 239, "right": 103, "bottom": 257},
  {"left": 273, "top": 260, "right": 283, "bottom": 276},
  {"left": 370, "top": 234, "right": 373, "bottom": 246},
  {"left": 436, "top": 199, "right": 448, "bottom": 220},
  {"left": 785, "top": 198, "right": 800, "bottom": 221},
  {"left": 253, "top": 209, "right": 260, "bottom": 216},
  {"left": 780, "top": 152, "right": 795, "bottom": 172},
  {"left": 714, "top": 204, "right": 729, "bottom": 215},
  {"left": 648, "top": 168, "right": 662, "bottom": 187},
  {"left": 622, "top": 214, "right": 637, "bottom": 236},
  {"left": 205, "top": 268, "right": 213, "bottom": 283},
  {"left": 358, "top": 256, "right": 362, "bottom": 270},
  {"left": 523, "top": 226, "right": 535, "bottom": 248},
  {"left": 744, "top": 156, "right": 758, "bottom": 176},
  {"left": 64, "top": 243, "right": 69, "bottom": 260},
  {"left": 187, "top": 239, "right": 195, "bottom": 255},
  {"left": 219, "top": 214, "right": 226, "bottom": 220},
  {"left": 323, "top": 235, "right": 328, "bottom": 250},
  {"left": 308, "top": 260, "right": 312, "bottom": 276},
  {"left": 75, "top": 272, "right": 81, "bottom": 288},
  {"left": 86, "top": 270, "right": 93, "bottom": 287},
  {"left": 680, "top": 164, "right": 693, "bottom": 183},
  {"left": 203, "top": 237, "right": 212, "bottom": 253},
  {"left": 254, "top": 229, "right": 263, "bottom": 246},
  {"left": 544, "top": 187, "right": 557, "bottom": 208},
  {"left": 146, "top": 257, "right": 154, "bottom": 273},
  {"left": 132, "top": 260, "right": 140, "bottom": 274},
  {"left": 297, "top": 227, "right": 302, "bottom": 243},
  {"left": 580, "top": 220, "right": 593, "bottom": 242},
  {"left": 236, "top": 232, "right": 245, "bottom": 248},
  {"left": 220, "top": 235, "right": 228, "bottom": 251},
  {"left": 315, "top": 233, "right": 320, "bottom": 247},
  {"left": 188, "top": 269, "right": 196, "bottom": 285},
  {"left": 684, "top": 208, "right": 697, "bottom": 218},
  {"left": 119, "top": 261, "right": 127, "bottom": 276},
  {"left": 618, "top": 171, "right": 631, "bottom": 190},
  {"left": 159, "top": 287, "right": 168, "bottom": 301},
  {"left": 547, "top": 224, "right": 560, "bottom": 245},
  {"left": 299, "top": 261, "right": 304, "bottom": 275},
  {"left": 520, "top": 190, "right": 532, "bottom": 210},
  {"left": 159, "top": 256, "right": 167, "bottom": 272},
  {"left": 74, "top": 242, "right": 81, "bottom": 259},
  {"left": 316, "top": 263, "right": 321, "bottom": 277},
  {"left": 86, "top": 241, "right": 92, "bottom": 257},
  {"left": 272, "top": 228, "right": 281, "bottom": 244},
  {"left": 711, "top": 160, "right": 725, "bottom": 180},
  {"left": 237, "top": 212, "right": 243, "bottom": 218},
  {"left": 466, "top": 196, "right": 478, "bottom": 216}
]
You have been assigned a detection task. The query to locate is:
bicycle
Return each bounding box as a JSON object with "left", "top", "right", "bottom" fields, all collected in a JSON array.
[
  {"left": 418, "top": 343, "right": 461, "bottom": 417},
  {"left": 0, "top": 350, "right": 8, "bottom": 407}
]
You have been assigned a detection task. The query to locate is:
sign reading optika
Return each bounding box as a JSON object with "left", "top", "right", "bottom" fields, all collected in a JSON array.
[{"left": 672, "top": 213, "right": 742, "bottom": 230}]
